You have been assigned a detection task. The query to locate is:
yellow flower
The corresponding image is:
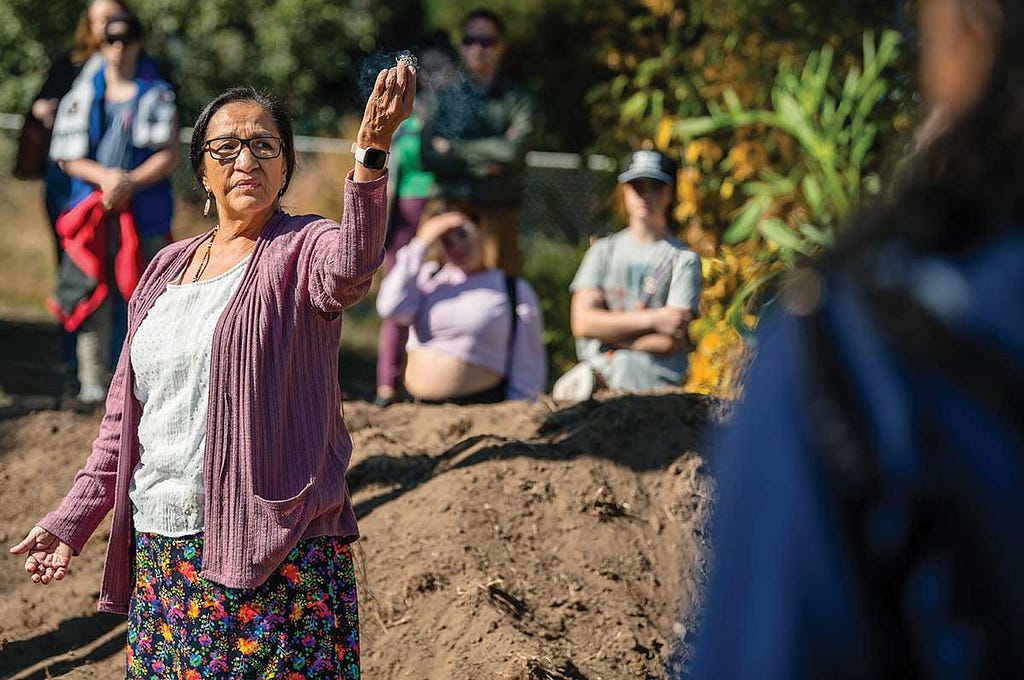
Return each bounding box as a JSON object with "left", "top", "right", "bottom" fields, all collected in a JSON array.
[
  {"left": 684, "top": 139, "right": 723, "bottom": 166},
  {"left": 656, "top": 117, "right": 675, "bottom": 151},
  {"left": 727, "top": 141, "right": 768, "bottom": 181},
  {"left": 237, "top": 638, "right": 260, "bottom": 655},
  {"left": 720, "top": 180, "right": 735, "bottom": 200}
]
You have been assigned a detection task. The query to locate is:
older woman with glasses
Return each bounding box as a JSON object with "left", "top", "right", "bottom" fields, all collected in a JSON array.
[
  {"left": 11, "top": 62, "right": 415, "bottom": 678},
  {"left": 376, "top": 199, "right": 546, "bottom": 404}
]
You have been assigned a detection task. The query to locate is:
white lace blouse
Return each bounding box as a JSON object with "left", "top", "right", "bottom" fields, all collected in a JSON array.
[{"left": 128, "top": 255, "right": 250, "bottom": 536}]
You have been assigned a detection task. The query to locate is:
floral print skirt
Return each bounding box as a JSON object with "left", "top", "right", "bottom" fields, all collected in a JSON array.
[{"left": 126, "top": 532, "right": 359, "bottom": 679}]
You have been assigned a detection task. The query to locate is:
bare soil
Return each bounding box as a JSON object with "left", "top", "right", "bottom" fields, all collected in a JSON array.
[{"left": 0, "top": 392, "right": 714, "bottom": 680}]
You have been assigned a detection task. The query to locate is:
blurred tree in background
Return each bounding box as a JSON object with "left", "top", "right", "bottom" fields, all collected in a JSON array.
[{"left": 0, "top": 0, "right": 424, "bottom": 133}]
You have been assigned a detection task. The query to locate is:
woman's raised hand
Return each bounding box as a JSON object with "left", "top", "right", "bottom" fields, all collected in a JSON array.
[
  {"left": 10, "top": 526, "right": 75, "bottom": 585},
  {"left": 357, "top": 60, "right": 417, "bottom": 153},
  {"left": 416, "top": 211, "right": 467, "bottom": 247}
]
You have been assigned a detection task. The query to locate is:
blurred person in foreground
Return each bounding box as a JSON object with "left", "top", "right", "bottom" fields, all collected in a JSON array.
[
  {"left": 47, "top": 10, "right": 178, "bottom": 407},
  {"left": 375, "top": 34, "right": 459, "bottom": 407},
  {"left": 420, "top": 7, "right": 534, "bottom": 276},
  {"left": 376, "top": 200, "right": 546, "bottom": 404},
  {"left": 11, "top": 62, "right": 414, "bottom": 677},
  {"left": 553, "top": 149, "right": 702, "bottom": 402},
  {"left": 692, "top": 0, "right": 1024, "bottom": 677}
]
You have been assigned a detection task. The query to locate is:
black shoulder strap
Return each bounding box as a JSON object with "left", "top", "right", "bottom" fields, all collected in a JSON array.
[{"left": 503, "top": 274, "right": 518, "bottom": 398}]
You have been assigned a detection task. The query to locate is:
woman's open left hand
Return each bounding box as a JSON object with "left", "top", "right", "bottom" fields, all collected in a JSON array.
[
  {"left": 10, "top": 526, "right": 75, "bottom": 585},
  {"left": 357, "top": 60, "right": 417, "bottom": 151}
]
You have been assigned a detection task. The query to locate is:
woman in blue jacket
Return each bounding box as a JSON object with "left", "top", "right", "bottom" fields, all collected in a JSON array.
[{"left": 49, "top": 9, "right": 178, "bottom": 407}]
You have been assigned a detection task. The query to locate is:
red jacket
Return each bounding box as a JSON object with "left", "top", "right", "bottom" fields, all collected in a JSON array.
[{"left": 47, "top": 190, "right": 143, "bottom": 332}]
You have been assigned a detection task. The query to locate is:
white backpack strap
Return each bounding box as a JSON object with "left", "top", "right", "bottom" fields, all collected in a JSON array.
[
  {"left": 49, "top": 80, "right": 94, "bottom": 161},
  {"left": 133, "top": 83, "right": 177, "bottom": 149}
]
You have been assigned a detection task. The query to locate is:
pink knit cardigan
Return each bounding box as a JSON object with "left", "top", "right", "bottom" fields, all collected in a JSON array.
[{"left": 39, "top": 172, "right": 387, "bottom": 614}]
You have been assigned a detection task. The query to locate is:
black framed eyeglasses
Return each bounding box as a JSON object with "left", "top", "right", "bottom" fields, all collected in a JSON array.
[{"left": 204, "top": 136, "right": 284, "bottom": 161}]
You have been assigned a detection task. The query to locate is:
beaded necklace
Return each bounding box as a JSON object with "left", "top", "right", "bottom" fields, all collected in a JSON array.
[{"left": 192, "top": 225, "right": 219, "bottom": 283}]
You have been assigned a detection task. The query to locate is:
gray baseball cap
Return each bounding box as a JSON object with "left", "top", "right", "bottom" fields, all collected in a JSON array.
[{"left": 617, "top": 149, "right": 678, "bottom": 186}]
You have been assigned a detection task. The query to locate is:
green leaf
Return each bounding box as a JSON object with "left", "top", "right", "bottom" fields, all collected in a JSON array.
[
  {"left": 621, "top": 91, "right": 649, "bottom": 122},
  {"left": 740, "top": 181, "right": 780, "bottom": 197},
  {"left": 722, "top": 197, "right": 766, "bottom": 245},
  {"left": 797, "top": 221, "right": 835, "bottom": 247},
  {"left": 636, "top": 56, "right": 665, "bottom": 88},
  {"left": 862, "top": 30, "right": 876, "bottom": 71},
  {"left": 842, "top": 66, "right": 861, "bottom": 101},
  {"left": 850, "top": 122, "right": 877, "bottom": 172},
  {"left": 866, "top": 30, "right": 901, "bottom": 80},
  {"left": 726, "top": 271, "right": 782, "bottom": 340},
  {"left": 723, "top": 88, "right": 743, "bottom": 114},
  {"left": 801, "top": 175, "right": 829, "bottom": 222},
  {"left": 673, "top": 117, "right": 720, "bottom": 138},
  {"left": 759, "top": 218, "right": 813, "bottom": 255},
  {"left": 610, "top": 75, "right": 629, "bottom": 100},
  {"left": 775, "top": 92, "right": 822, "bottom": 154},
  {"left": 853, "top": 80, "right": 887, "bottom": 130},
  {"left": 650, "top": 89, "right": 665, "bottom": 121}
]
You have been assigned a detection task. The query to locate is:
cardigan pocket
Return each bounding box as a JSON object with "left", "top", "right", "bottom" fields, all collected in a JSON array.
[{"left": 253, "top": 477, "right": 316, "bottom": 530}]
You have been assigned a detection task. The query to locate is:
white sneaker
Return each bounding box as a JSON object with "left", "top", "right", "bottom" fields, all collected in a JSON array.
[{"left": 551, "top": 363, "right": 596, "bottom": 403}]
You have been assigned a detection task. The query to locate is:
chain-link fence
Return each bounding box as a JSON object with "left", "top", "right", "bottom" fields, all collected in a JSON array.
[{"left": 521, "top": 152, "right": 618, "bottom": 243}]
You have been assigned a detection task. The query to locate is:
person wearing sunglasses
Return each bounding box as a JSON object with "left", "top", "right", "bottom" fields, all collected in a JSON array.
[
  {"left": 376, "top": 199, "right": 547, "bottom": 404},
  {"left": 48, "top": 9, "right": 179, "bottom": 409},
  {"left": 420, "top": 7, "right": 534, "bottom": 277},
  {"left": 12, "top": 64, "right": 415, "bottom": 677},
  {"left": 18, "top": 0, "right": 133, "bottom": 403}
]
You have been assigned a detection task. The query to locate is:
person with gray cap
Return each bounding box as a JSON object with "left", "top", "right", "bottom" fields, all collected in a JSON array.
[{"left": 553, "top": 149, "right": 702, "bottom": 401}]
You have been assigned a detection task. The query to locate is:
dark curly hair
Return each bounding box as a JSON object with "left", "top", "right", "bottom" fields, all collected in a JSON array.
[
  {"left": 837, "top": 0, "right": 1020, "bottom": 259},
  {"left": 189, "top": 86, "right": 296, "bottom": 197}
]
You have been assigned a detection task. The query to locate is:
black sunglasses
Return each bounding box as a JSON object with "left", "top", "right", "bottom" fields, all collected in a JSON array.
[
  {"left": 104, "top": 34, "right": 139, "bottom": 47},
  {"left": 461, "top": 34, "right": 499, "bottom": 48}
]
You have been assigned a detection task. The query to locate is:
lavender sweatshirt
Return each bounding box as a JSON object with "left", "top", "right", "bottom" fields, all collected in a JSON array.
[
  {"left": 39, "top": 172, "right": 387, "bottom": 615},
  {"left": 375, "top": 238, "right": 547, "bottom": 400}
]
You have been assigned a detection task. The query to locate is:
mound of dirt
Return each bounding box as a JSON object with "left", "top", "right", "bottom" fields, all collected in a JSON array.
[{"left": 0, "top": 391, "right": 715, "bottom": 679}]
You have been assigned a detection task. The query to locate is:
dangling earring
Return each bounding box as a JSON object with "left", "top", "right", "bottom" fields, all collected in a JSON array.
[{"left": 203, "top": 191, "right": 213, "bottom": 217}]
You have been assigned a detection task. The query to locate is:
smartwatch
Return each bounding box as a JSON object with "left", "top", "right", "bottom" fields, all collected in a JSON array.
[{"left": 352, "top": 143, "right": 389, "bottom": 170}]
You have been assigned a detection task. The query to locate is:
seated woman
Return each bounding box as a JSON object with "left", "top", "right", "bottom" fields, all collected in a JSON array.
[
  {"left": 376, "top": 201, "right": 546, "bottom": 403},
  {"left": 555, "top": 149, "right": 702, "bottom": 401}
]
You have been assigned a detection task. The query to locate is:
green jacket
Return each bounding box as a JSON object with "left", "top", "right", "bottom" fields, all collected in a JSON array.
[{"left": 420, "top": 72, "right": 534, "bottom": 207}]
